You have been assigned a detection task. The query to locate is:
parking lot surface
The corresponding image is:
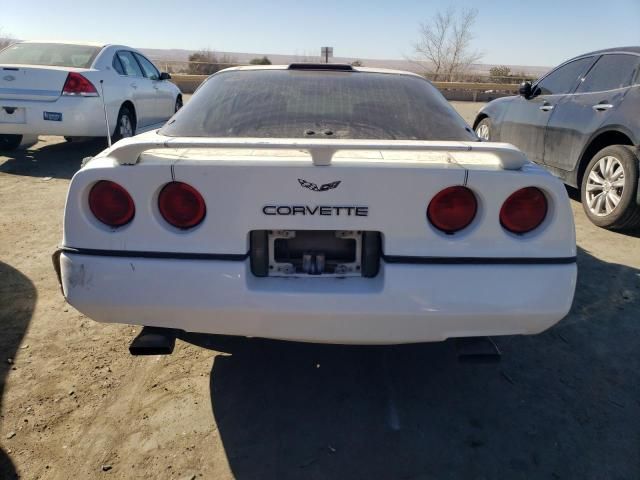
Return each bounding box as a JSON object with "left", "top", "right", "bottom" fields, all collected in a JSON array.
[{"left": 1, "top": 101, "right": 639, "bottom": 479}]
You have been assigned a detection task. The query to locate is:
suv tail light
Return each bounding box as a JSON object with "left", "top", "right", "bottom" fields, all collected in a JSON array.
[
  {"left": 89, "top": 181, "right": 135, "bottom": 227},
  {"left": 62, "top": 72, "right": 98, "bottom": 97},
  {"left": 427, "top": 186, "right": 477, "bottom": 234},
  {"left": 158, "top": 182, "right": 206, "bottom": 229},
  {"left": 500, "top": 187, "right": 547, "bottom": 234}
]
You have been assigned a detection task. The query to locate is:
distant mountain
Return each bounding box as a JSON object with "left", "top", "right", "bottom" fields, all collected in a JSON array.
[{"left": 140, "top": 47, "right": 550, "bottom": 78}]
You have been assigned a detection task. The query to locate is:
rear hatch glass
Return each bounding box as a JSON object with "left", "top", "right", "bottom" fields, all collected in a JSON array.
[
  {"left": 161, "top": 69, "right": 477, "bottom": 141},
  {"left": 0, "top": 43, "right": 100, "bottom": 68}
]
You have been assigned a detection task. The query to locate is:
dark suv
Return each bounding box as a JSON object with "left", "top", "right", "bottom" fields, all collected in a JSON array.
[{"left": 474, "top": 47, "right": 640, "bottom": 229}]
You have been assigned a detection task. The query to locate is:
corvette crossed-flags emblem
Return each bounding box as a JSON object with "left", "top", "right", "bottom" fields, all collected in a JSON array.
[{"left": 298, "top": 178, "right": 342, "bottom": 192}]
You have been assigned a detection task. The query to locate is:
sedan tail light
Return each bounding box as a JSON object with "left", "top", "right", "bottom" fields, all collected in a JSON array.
[
  {"left": 89, "top": 181, "right": 135, "bottom": 227},
  {"left": 158, "top": 182, "right": 206, "bottom": 229},
  {"left": 427, "top": 186, "right": 477, "bottom": 234},
  {"left": 62, "top": 72, "right": 98, "bottom": 97},
  {"left": 500, "top": 187, "right": 547, "bottom": 234}
]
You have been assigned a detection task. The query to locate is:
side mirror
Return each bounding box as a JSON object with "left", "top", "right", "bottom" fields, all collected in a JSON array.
[
  {"left": 159, "top": 72, "right": 171, "bottom": 81},
  {"left": 519, "top": 81, "right": 532, "bottom": 98}
]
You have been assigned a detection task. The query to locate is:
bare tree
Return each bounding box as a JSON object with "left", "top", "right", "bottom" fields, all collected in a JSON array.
[
  {"left": 0, "top": 27, "right": 16, "bottom": 50},
  {"left": 187, "top": 49, "right": 237, "bottom": 75},
  {"left": 414, "top": 7, "right": 483, "bottom": 81}
]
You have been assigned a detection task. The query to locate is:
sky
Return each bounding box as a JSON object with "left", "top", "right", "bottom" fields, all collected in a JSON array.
[{"left": 2, "top": 0, "right": 639, "bottom": 67}]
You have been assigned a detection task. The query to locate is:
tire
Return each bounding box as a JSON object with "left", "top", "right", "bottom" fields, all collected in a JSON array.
[
  {"left": 111, "top": 106, "right": 136, "bottom": 143},
  {"left": 475, "top": 117, "right": 491, "bottom": 141},
  {"left": 175, "top": 96, "right": 183, "bottom": 113},
  {"left": 0, "top": 134, "right": 22, "bottom": 152},
  {"left": 580, "top": 145, "right": 640, "bottom": 230}
]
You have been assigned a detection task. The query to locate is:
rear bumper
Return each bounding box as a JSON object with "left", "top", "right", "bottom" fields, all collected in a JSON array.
[
  {"left": 0, "top": 96, "right": 108, "bottom": 136},
  {"left": 59, "top": 252, "right": 577, "bottom": 344}
]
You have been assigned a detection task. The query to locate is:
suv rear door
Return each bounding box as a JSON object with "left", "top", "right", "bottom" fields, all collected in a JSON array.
[
  {"left": 543, "top": 53, "right": 640, "bottom": 175},
  {"left": 499, "top": 56, "right": 595, "bottom": 164}
]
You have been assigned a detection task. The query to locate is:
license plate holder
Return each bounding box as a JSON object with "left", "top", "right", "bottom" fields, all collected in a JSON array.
[{"left": 0, "top": 106, "right": 26, "bottom": 124}]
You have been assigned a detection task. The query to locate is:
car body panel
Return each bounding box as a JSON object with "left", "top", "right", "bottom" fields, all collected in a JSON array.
[
  {"left": 0, "top": 42, "right": 181, "bottom": 137},
  {"left": 57, "top": 67, "right": 577, "bottom": 345},
  {"left": 475, "top": 48, "right": 640, "bottom": 189},
  {"left": 60, "top": 253, "right": 576, "bottom": 344}
]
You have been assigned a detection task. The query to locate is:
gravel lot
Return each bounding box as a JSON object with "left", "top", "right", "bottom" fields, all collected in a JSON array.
[{"left": 1, "top": 101, "right": 639, "bottom": 479}]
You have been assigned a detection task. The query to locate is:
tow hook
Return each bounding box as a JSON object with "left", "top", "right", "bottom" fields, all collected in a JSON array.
[
  {"left": 129, "top": 327, "right": 179, "bottom": 356},
  {"left": 454, "top": 337, "right": 502, "bottom": 363}
]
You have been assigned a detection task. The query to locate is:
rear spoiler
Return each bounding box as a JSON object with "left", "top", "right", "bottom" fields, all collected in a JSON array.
[{"left": 104, "top": 136, "right": 528, "bottom": 170}]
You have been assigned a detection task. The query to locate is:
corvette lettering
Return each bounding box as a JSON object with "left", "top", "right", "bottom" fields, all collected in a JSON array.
[{"left": 263, "top": 205, "right": 368, "bottom": 216}]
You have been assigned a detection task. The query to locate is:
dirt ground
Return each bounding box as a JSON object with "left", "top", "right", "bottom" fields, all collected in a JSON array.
[{"left": 1, "top": 101, "right": 639, "bottom": 480}]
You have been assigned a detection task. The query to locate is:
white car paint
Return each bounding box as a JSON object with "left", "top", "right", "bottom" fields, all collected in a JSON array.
[
  {"left": 57, "top": 125, "right": 577, "bottom": 344},
  {"left": 0, "top": 41, "right": 181, "bottom": 138}
]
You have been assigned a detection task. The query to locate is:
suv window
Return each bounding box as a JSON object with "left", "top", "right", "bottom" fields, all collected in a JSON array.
[
  {"left": 535, "top": 57, "right": 594, "bottom": 95},
  {"left": 134, "top": 53, "right": 160, "bottom": 80},
  {"left": 577, "top": 54, "right": 640, "bottom": 93},
  {"left": 116, "top": 51, "right": 144, "bottom": 77}
]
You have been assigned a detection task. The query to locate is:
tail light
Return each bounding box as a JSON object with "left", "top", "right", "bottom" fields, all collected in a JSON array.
[
  {"left": 427, "top": 186, "right": 477, "bottom": 234},
  {"left": 62, "top": 72, "right": 98, "bottom": 97},
  {"left": 500, "top": 187, "right": 547, "bottom": 234},
  {"left": 89, "top": 181, "right": 135, "bottom": 227},
  {"left": 158, "top": 182, "right": 206, "bottom": 229}
]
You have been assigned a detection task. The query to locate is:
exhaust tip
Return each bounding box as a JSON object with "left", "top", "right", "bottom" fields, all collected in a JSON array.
[
  {"left": 129, "top": 327, "right": 177, "bottom": 356},
  {"left": 454, "top": 337, "right": 501, "bottom": 364}
]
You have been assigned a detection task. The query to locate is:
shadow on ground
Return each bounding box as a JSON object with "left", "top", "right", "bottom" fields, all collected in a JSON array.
[
  {"left": 0, "top": 138, "right": 107, "bottom": 180},
  {"left": 181, "top": 246, "right": 640, "bottom": 479},
  {"left": 0, "top": 262, "right": 36, "bottom": 480},
  {"left": 566, "top": 186, "right": 640, "bottom": 238}
]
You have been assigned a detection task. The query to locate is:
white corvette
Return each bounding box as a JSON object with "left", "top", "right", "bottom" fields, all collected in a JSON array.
[
  {"left": 0, "top": 41, "right": 182, "bottom": 150},
  {"left": 54, "top": 64, "right": 577, "bottom": 347}
]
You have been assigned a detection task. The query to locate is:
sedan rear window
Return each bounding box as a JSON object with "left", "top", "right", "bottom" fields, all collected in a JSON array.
[
  {"left": 0, "top": 43, "right": 100, "bottom": 68},
  {"left": 161, "top": 69, "right": 476, "bottom": 141}
]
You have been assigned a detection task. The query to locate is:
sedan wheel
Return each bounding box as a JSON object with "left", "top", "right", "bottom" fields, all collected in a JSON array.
[
  {"left": 110, "top": 106, "right": 136, "bottom": 144},
  {"left": 0, "top": 134, "right": 23, "bottom": 152},
  {"left": 119, "top": 114, "right": 134, "bottom": 138},
  {"left": 475, "top": 118, "right": 491, "bottom": 141},
  {"left": 585, "top": 156, "right": 625, "bottom": 216}
]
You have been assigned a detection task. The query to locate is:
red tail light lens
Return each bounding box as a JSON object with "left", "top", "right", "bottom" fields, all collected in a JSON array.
[
  {"left": 500, "top": 187, "right": 547, "bottom": 234},
  {"left": 89, "top": 181, "right": 135, "bottom": 227},
  {"left": 158, "top": 182, "right": 206, "bottom": 229},
  {"left": 62, "top": 72, "right": 98, "bottom": 97},
  {"left": 427, "top": 186, "right": 477, "bottom": 234}
]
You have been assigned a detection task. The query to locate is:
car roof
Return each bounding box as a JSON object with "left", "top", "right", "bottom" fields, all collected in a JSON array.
[
  {"left": 573, "top": 46, "right": 640, "bottom": 58},
  {"left": 218, "top": 64, "right": 424, "bottom": 78},
  {"left": 17, "top": 40, "right": 108, "bottom": 48}
]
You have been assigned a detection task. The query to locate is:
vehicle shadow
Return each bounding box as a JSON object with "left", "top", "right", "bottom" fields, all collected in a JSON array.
[
  {"left": 566, "top": 186, "right": 640, "bottom": 238},
  {"left": 0, "top": 262, "right": 36, "bottom": 480},
  {"left": 179, "top": 246, "right": 640, "bottom": 479},
  {"left": 0, "top": 138, "right": 107, "bottom": 180}
]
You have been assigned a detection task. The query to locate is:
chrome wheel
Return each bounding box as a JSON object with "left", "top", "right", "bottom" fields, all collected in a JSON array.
[
  {"left": 476, "top": 123, "right": 490, "bottom": 141},
  {"left": 119, "top": 114, "right": 133, "bottom": 138},
  {"left": 585, "top": 155, "right": 625, "bottom": 216}
]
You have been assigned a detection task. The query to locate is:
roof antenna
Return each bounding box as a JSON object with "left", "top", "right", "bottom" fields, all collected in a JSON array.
[{"left": 99, "top": 80, "right": 112, "bottom": 148}]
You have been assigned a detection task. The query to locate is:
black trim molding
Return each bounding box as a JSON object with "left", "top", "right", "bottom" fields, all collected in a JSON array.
[
  {"left": 383, "top": 255, "right": 577, "bottom": 265},
  {"left": 58, "top": 247, "right": 576, "bottom": 266},
  {"left": 58, "top": 247, "right": 248, "bottom": 261}
]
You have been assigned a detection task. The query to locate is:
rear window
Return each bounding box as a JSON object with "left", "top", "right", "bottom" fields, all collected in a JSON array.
[
  {"left": 161, "top": 69, "right": 476, "bottom": 141},
  {"left": 0, "top": 43, "right": 100, "bottom": 68}
]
